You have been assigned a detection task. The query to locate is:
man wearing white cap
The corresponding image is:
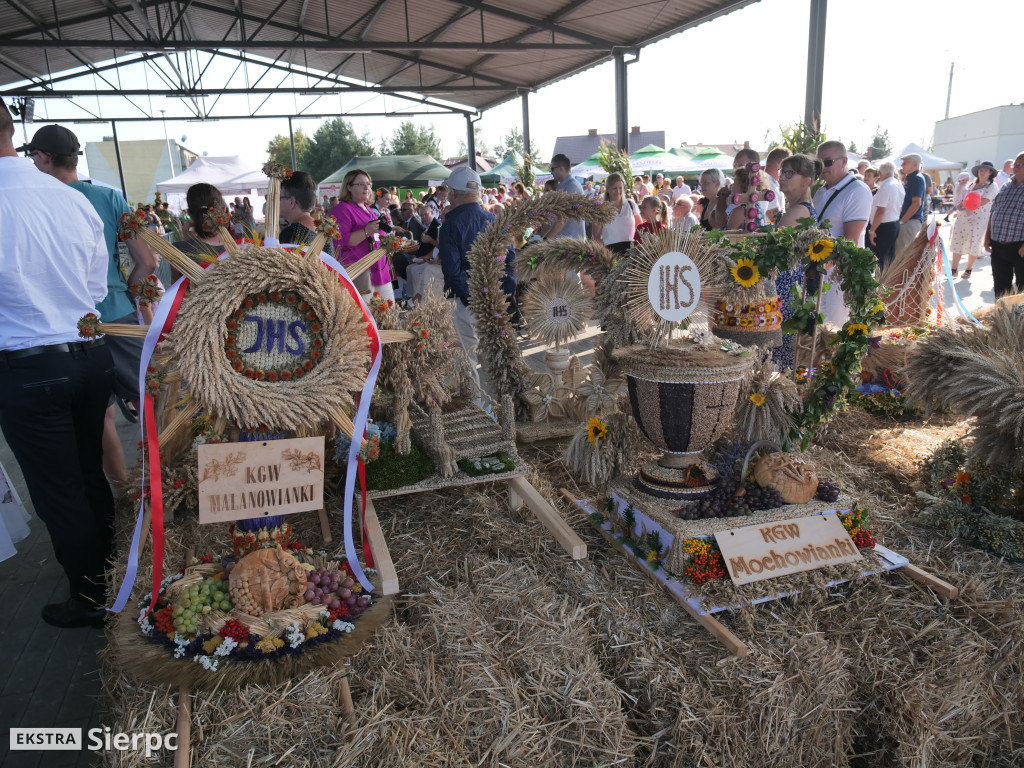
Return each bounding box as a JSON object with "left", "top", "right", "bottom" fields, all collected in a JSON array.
[
  {"left": 437, "top": 165, "right": 515, "bottom": 406},
  {"left": 896, "top": 152, "right": 928, "bottom": 253}
]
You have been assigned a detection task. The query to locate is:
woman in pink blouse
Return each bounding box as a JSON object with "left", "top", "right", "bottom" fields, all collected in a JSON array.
[{"left": 330, "top": 169, "right": 394, "bottom": 301}]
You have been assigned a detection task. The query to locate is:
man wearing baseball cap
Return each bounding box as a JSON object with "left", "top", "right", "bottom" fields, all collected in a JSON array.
[
  {"left": 437, "top": 165, "right": 515, "bottom": 407},
  {"left": 0, "top": 104, "right": 117, "bottom": 627},
  {"left": 896, "top": 152, "right": 927, "bottom": 253},
  {"left": 23, "top": 123, "right": 157, "bottom": 488}
]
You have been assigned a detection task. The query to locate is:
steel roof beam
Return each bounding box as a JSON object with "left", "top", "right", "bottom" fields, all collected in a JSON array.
[
  {"left": 441, "top": 0, "right": 613, "bottom": 47},
  {"left": 0, "top": 38, "right": 603, "bottom": 51}
]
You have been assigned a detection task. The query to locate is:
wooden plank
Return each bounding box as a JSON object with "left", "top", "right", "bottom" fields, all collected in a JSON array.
[
  {"left": 561, "top": 489, "right": 747, "bottom": 657},
  {"left": 362, "top": 498, "right": 400, "bottom": 595},
  {"left": 901, "top": 563, "right": 959, "bottom": 598},
  {"left": 508, "top": 476, "right": 586, "bottom": 560},
  {"left": 317, "top": 507, "right": 333, "bottom": 544},
  {"left": 588, "top": 508, "right": 748, "bottom": 657}
]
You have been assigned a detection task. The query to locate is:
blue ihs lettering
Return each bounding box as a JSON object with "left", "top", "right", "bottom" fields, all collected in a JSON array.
[{"left": 286, "top": 321, "right": 306, "bottom": 354}]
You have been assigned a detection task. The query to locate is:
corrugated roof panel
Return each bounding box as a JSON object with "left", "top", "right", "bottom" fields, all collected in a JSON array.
[{"left": 0, "top": 0, "right": 761, "bottom": 115}]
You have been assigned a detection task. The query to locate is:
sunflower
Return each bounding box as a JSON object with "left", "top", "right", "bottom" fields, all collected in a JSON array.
[
  {"left": 846, "top": 323, "right": 869, "bottom": 336},
  {"left": 729, "top": 257, "right": 760, "bottom": 287},
  {"left": 749, "top": 392, "right": 766, "bottom": 407},
  {"left": 807, "top": 239, "right": 834, "bottom": 262},
  {"left": 585, "top": 416, "right": 608, "bottom": 443}
]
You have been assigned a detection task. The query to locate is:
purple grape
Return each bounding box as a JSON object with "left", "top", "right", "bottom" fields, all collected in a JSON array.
[
  {"left": 345, "top": 596, "right": 356, "bottom": 607},
  {"left": 339, "top": 587, "right": 351, "bottom": 599},
  {"left": 329, "top": 598, "right": 340, "bottom": 610},
  {"left": 304, "top": 589, "right": 315, "bottom": 601},
  {"left": 342, "top": 578, "right": 354, "bottom": 589},
  {"left": 356, "top": 596, "right": 368, "bottom": 608}
]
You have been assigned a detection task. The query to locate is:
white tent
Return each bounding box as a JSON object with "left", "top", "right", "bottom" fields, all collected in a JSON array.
[
  {"left": 156, "top": 156, "right": 270, "bottom": 195},
  {"left": 880, "top": 142, "right": 963, "bottom": 173}
]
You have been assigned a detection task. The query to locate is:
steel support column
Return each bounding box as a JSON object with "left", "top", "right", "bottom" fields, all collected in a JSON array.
[
  {"left": 804, "top": 0, "right": 826, "bottom": 134},
  {"left": 110, "top": 120, "right": 127, "bottom": 200},
  {"left": 521, "top": 91, "right": 531, "bottom": 158},
  {"left": 466, "top": 114, "right": 476, "bottom": 170},
  {"left": 614, "top": 50, "right": 628, "bottom": 152},
  {"left": 288, "top": 116, "right": 297, "bottom": 168}
]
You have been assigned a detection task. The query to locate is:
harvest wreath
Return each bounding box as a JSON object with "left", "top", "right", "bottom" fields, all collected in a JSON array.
[{"left": 709, "top": 222, "right": 886, "bottom": 446}]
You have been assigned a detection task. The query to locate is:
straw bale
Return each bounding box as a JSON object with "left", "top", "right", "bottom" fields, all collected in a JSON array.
[{"left": 99, "top": 411, "right": 1024, "bottom": 767}]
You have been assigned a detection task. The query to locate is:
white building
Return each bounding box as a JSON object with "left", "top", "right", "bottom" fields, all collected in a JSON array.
[{"left": 933, "top": 104, "right": 1024, "bottom": 170}]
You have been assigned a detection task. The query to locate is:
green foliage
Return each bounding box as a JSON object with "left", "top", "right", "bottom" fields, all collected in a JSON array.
[
  {"left": 492, "top": 127, "right": 536, "bottom": 160},
  {"left": 868, "top": 127, "right": 892, "bottom": 160},
  {"left": 514, "top": 154, "right": 536, "bottom": 190},
  {"left": 774, "top": 120, "right": 825, "bottom": 155},
  {"left": 303, "top": 118, "right": 376, "bottom": 183},
  {"left": 266, "top": 128, "right": 311, "bottom": 171},
  {"left": 380, "top": 121, "right": 442, "bottom": 160},
  {"left": 847, "top": 140, "right": 858, "bottom": 154},
  {"left": 917, "top": 439, "right": 1024, "bottom": 559},
  {"left": 596, "top": 139, "right": 633, "bottom": 184},
  {"left": 847, "top": 390, "right": 920, "bottom": 419},
  {"left": 711, "top": 220, "right": 886, "bottom": 448},
  {"left": 363, "top": 439, "right": 435, "bottom": 491}
]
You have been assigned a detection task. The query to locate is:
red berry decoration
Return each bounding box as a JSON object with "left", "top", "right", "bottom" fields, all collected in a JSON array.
[{"left": 218, "top": 619, "right": 250, "bottom": 642}]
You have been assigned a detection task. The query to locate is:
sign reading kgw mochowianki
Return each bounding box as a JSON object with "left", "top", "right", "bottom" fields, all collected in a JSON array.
[
  {"left": 198, "top": 436, "right": 325, "bottom": 524},
  {"left": 714, "top": 513, "right": 862, "bottom": 585}
]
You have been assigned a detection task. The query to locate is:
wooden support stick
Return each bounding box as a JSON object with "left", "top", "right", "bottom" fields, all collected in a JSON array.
[
  {"left": 902, "top": 563, "right": 959, "bottom": 598},
  {"left": 318, "top": 507, "right": 333, "bottom": 544},
  {"left": 560, "top": 489, "right": 748, "bottom": 657},
  {"left": 173, "top": 685, "right": 192, "bottom": 768},
  {"left": 174, "top": 548, "right": 195, "bottom": 768},
  {"left": 338, "top": 675, "right": 356, "bottom": 733},
  {"left": 138, "top": 500, "right": 152, "bottom": 556},
  {"left": 361, "top": 497, "right": 399, "bottom": 595},
  {"left": 509, "top": 477, "right": 586, "bottom": 560}
]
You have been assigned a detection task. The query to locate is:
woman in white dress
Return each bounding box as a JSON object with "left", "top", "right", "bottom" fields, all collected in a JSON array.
[
  {"left": 950, "top": 162, "right": 999, "bottom": 279},
  {"left": 592, "top": 172, "right": 641, "bottom": 255}
]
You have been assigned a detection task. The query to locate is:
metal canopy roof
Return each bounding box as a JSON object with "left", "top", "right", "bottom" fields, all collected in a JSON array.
[{"left": 0, "top": 0, "right": 757, "bottom": 121}]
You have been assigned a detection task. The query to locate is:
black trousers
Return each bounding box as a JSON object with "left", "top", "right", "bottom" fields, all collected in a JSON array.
[
  {"left": 870, "top": 221, "right": 900, "bottom": 272},
  {"left": 990, "top": 240, "right": 1024, "bottom": 298},
  {"left": 0, "top": 343, "right": 115, "bottom": 604}
]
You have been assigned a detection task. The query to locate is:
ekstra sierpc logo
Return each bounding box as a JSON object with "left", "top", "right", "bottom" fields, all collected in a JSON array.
[{"left": 9, "top": 728, "right": 82, "bottom": 751}]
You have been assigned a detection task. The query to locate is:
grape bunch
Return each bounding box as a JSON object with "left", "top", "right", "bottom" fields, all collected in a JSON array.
[
  {"left": 304, "top": 567, "right": 370, "bottom": 617},
  {"left": 171, "top": 577, "right": 233, "bottom": 635},
  {"left": 744, "top": 483, "right": 784, "bottom": 511},
  {"left": 815, "top": 480, "right": 841, "bottom": 502},
  {"left": 676, "top": 480, "right": 784, "bottom": 520}
]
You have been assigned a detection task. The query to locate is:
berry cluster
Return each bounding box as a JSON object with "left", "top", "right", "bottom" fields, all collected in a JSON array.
[
  {"left": 851, "top": 529, "right": 877, "bottom": 549},
  {"left": 218, "top": 619, "right": 250, "bottom": 643},
  {"left": 816, "top": 480, "right": 841, "bottom": 502},
  {"left": 684, "top": 551, "right": 727, "bottom": 584},
  {"left": 153, "top": 606, "right": 175, "bottom": 634}
]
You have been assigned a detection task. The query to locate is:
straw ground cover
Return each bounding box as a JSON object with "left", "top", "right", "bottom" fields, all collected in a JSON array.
[{"left": 100, "top": 407, "right": 1022, "bottom": 767}]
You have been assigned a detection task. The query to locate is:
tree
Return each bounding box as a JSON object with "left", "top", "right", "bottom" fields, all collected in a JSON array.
[
  {"left": 596, "top": 139, "right": 632, "bottom": 185},
  {"left": 771, "top": 120, "right": 826, "bottom": 156},
  {"left": 514, "top": 154, "right": 536, "bottom": 190},
  {"left": 457, "top": 124, "right": 485, "bottom": 158},
  {"left": 493, "top": 127, "right": 537, "bottom": 160},
  {"left": 847, "top": 140, "right": 858, "bottom": 154},
  {"left": 303, "top": 118, "right": 376, "bottom": 183},
  {"left": 867, "top": 127, "right": 892, "bottom": 160},
  {"left": 380, "top": 121, "right": 443, "bottom": 159},
  {"left": 266, "top": 128, "right": 311, "bottom": 171}
]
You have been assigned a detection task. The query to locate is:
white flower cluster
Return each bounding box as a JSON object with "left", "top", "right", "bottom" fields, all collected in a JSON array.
[
  {"left": 195, "top": 655, "right": 219, "bottom": 671},
  {"left": 214, "top": 637, "right": 238, "bottom": 657},
  {"left": 284, "top": 621, "right": 305, "bottom": 649},
  {"left": 332, "top": 620, "right": 355, "bottom": 633},
  {"left": 172, "top": 633, "right": 189, "bottom": 659},
  {"left": 138, "top": 613, "right": 155, "bottom": 636}
]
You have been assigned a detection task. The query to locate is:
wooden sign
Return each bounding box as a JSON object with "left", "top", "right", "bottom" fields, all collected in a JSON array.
[
  {"left": 715, "top": 513, "right": 862, "bottom": 585},
  {"left": 197, "top": 436, "right": 325, "bottom": 524},
  {"left": 647, "top": 251, "right": 701, "bottom": 323}
]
